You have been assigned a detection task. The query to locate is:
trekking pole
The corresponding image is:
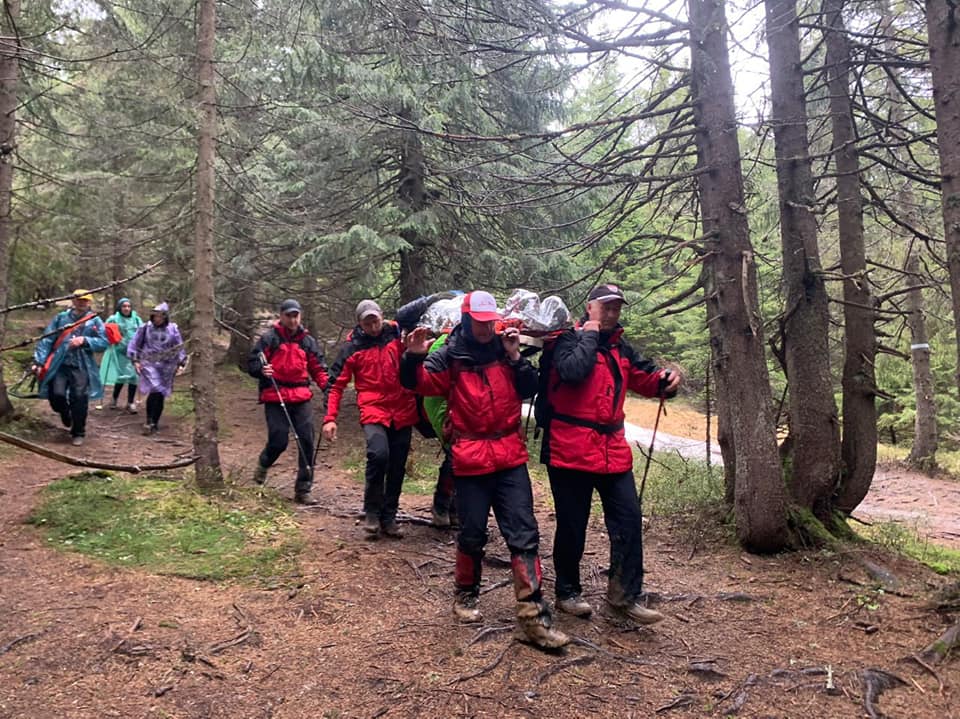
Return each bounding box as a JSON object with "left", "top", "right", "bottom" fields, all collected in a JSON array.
[
  {"left": 637, "top": 393, "right": 666, "bottom": 509},
  {"left": 258, "top": 352, "right": 313, "bottom": 478}
]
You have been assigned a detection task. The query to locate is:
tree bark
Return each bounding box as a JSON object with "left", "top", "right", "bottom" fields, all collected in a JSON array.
[
  {"left": 764, "top": 0, "right": 840, "bottom": 519},
  {"left": 877, "top": 1, "right": 936, "bottom": 470},
  {"left": 397, "top": 123, "right": 429, "bottom": 304},
  {"left": 823, "top": 0, "right": 877, "bottom": 514},
  {"left": 926, "top": 2, "right": 960, "bottom": 398},
  {"left": 905, "top": 248, "right": 938, "bottom": 469},
  {"left": 190, "top": 0, "right": 222, "bottom": 486},
  {"left": 224, "top": 280, "right": 255, "bottom": 368},
  {"left": 689, "top": 0, "right": 788, "bottom": 552},
  {"left": 0, "top": 0, "right": 21, "bottom": 420}
]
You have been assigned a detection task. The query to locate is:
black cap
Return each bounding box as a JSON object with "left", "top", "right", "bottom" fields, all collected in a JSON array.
[
  {"left": 279, "top": 299, "right": 302, "bottom": 315},
  {"left": 587, "top": 284, "right": 628, "bottom": 304}
]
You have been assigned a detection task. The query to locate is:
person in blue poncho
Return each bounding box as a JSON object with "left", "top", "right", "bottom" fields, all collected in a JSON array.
[
  {"left": 31, "top": 289, "right": 109, "bottom": 446},
  {"left": 99, "top": 297, "right": 143, "bottom": 412}
]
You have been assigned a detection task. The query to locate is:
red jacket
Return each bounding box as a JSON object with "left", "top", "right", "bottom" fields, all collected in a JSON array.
[
  {"left": 248, "top": 323, "right": 328, "bottom": 404},
  {"left": 538, "top": 325, "right": 669, "bottom": 474},
  {"left": 324, "top": 321, "right": 418, "bottom": 428},
  {"left": 400, "top": 325, "right": 537, "bottom": 476}
]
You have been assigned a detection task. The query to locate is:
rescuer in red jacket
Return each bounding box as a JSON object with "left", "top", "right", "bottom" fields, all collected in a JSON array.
[
  {"left": 400, "top": 290, "right": 569, "bottom": 650},
  {"left": 248, "top": 299, "right": 329, "bottom": 505},
  {"left": 538, "top": 283, "right": 681, "bottom": 624}
]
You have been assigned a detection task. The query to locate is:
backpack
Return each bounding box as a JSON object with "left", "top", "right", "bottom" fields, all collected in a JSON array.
[{"left": 104, "top": 322, "right": 123, "bottom": 345}]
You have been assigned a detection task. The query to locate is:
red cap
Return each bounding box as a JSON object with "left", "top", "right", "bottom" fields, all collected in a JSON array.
[{"left": 461, "top": 291, "right": 502, "bottom": 322}]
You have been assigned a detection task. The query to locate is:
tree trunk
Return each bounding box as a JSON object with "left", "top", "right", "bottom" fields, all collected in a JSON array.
[
  {"left": 397, "top": 124, "right": 429, "bottom": 304},
  {"left": 0, "top": 0, "right": 21, "bottom": 420},
  {"left": 926, "top": 2, "right": 960, "bottom": 398},
  {"left": 225, "top": 281, "right": 255, "bottom": 368},
  {"left": 190, "top": 0, "right": 222, "bottom": 487},
  {"left": 689, "top": 0, "right": 788, "bottom": 552},
  {"left": 905, "top": 248, "right": 938, "bottom": 469},
  {"left": 879, "top": 1, "right": 937, "bottom": 470},
  {"left": 823, "top": 0, "right": 877, "bottom": 514},
  {"left": 764, "top": 0, "right": 840, "bottom": 519}
]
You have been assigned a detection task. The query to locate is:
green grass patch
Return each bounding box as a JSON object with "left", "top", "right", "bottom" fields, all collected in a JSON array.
[
  {"left": 638, "top": 452, "right": 724, "bottom": 517},
  {"left": 877, "top": 443, "right": 960, "bottom": 479},
  {"left": 166, "top": 389, "right": 195, "bottom": 418},
  {"left": 28, "top": 474, "right": 303, "bottom": 582},
  {"left": 855, "top": 520, "right": 960, "bottom": 576}
]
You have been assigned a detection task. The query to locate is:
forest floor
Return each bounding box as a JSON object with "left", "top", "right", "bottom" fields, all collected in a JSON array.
[{"left": 0, "top": 368, "right": 958, "bottom": 719}]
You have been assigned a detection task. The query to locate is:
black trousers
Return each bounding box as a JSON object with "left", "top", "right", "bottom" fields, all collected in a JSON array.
[
  {"left": 547, "top": 466, "right": 645, "bottom": 606},
  {"left": 145, "top": 392, "right": 166, "bottom": 427},
  {"left": 48, "top": 364, "right": 89, "bottom": 438},
  {"left": 362, "top": 423, "right": 412, "bottom": 524},
  {"left": 259, "top": 401, "right": 315, "bottom": 493},
  {"left": 455, "top": 464, "right": 540, "bottom": 558},
  {"left": 432, "top": 448, "right": 455, "bottom": 514},
  {"left": 112, "top": 383, "right": 138, "bottom": 403}
]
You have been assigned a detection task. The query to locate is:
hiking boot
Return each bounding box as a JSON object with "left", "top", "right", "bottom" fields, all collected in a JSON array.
[
  {"left": 431, "top": 507, "right": 451, "bottom": 529},
  {"left": 252, "top": 464, "right": 268, "bottom": 485},
  {"left": 613, "top": 601, "right": 664, "bottom": 625},
  {"left": 557, "top": 594, "right": 593, "bottom": 618},
  {"left": 71, "top": 436, "right": 84, "bottom": 447},
  {"left": 363, "top": 513, "right": 380, "bottom": 535},
  {"left": 109, "top": 398, "right": 118, "bottom": 410},
  {"left": 294, "top": 492, "right": 319, "bottom": 506},
  {"left": 381, "top": 520, "right": 404, "bottom": 538},
  {"left": 515, "top": 601, "right": 570, "bottom": 649},
  {"left": 126, "top": 402, "right": 138, "bottom": 414},
  {"left": 453, "top": 593, "right": 483, "bottom": 624},
  {"left": 142, "top": 422, "right": 157, "bottom": 436}
]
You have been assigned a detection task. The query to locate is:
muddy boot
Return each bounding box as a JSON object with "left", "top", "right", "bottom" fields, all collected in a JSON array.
[
  {"left": 453, "top": 591, "right": 483, "bottom": 623},
  {"left": 363, "top": 513, "right": 380, "bottom": 536},
  {"left": 609, "top": 598, "right": 664, "bottom": 625},
  {"left": 515, "top": 600, "right": 569, "bottom": 649},
  {"left": 252, "top": 464, "right": 268, "bottom": 485},
  {"left": 381, "top": 520, "right": 404, "bottom": 538},
  {"left": 557, "top": 594, "right": 593, "bottom": 618},
  {"left": 431, "top": 506, "right": 451, "bottom": 529},
  {"left": 453, "top": 548, "right": 483, "bottom": 622}
]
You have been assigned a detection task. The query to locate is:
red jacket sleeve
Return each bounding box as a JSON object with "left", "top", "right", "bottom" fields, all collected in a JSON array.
[
  {"left": 621, "top": 340, "right": 665, "bottom": 398},
  {"left": 324, "top": 348, "right": 355, "bottom": 423},
  {"left": 399, "top": 349, "right": 452, "bottom": 397}
]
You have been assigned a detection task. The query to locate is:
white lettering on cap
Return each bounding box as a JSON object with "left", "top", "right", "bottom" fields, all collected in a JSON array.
[{"left": 470, "top": 291, "right": 498, "bottom": 313}]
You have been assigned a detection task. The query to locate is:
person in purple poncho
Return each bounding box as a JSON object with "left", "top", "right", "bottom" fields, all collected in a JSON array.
[{"left": 127, "top": 302, "right": 187, "bottom": 435}]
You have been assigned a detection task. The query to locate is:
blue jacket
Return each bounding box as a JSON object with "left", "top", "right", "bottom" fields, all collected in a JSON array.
[{"left": 33, "top": 309, "right": 109, "bottom": 399}]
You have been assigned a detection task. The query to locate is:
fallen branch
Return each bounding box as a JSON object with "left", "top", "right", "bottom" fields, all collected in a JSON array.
[
  {"left": 463, "top": 625, "right": 512, "bottom": 648},
  {"left": 0, "top": 432, "right": 198, "bottom": 473},
  {"left": 450, "top": 644, "right": 511, "bottom": 684},
  {"left": 570, "top": 636, "right": 656, "bottom": 667},
  {"left": 208, "top": 628, "right": 252, "bottom": 655},
  {"left": 535, "top": 654, "right": 595, "bottom": 686},
  {"left": 0, "top": 632, "right": 42, "bottom": 656},
  {"left": 655, "top": 692, "right": 696, "bottom": 713}
]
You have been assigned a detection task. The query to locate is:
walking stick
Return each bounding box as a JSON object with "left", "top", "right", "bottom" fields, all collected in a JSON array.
[
  {"left": 637, "top": 393, "right": 666, "bottom": 509},
  {"left": 259, "top": 352, "right": 313, "bottom": 479}
]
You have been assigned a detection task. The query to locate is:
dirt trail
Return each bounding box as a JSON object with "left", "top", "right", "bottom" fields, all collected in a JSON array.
[
  {"left": 0, "top": 381, "right": 956, "bottom": 718},
  {"left": 624, "top": 397, "right": 960, "bottom": 548}
]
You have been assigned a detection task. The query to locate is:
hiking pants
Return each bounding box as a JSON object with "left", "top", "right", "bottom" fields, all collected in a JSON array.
[
  {"left": 454, "top": 464, "right": 541, "bottom": 598},
  {"left": 432, "top": 447, "right": 455, "bottom": 515},
  {"left": 260, "top": 401, "right": 315, "bottom": 494},
  {"left": 548, "top": 466, "right": 645, "bottom": 606},
  {"left": 362, "top": 423, "right": 412, "bottom": 524},
  {"left": 145, "top": 392, "right": 166, "bottom": 428},
  {"left": 49, "top": 365, "right": 89, "bottom": 438}
]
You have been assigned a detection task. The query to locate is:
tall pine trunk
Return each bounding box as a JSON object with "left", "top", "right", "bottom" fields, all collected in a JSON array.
[
  {"left": 764, "top": 0, "right": 840, "bottom": 519},
  {"left": 397, "top": 123, "right": 429, "bottom": 304},
  {"left": 190, "top": 0, "right": 222, "bottom": 486},
  {"left": 823, "top": 0, "right": 877, "bottom": 513},
  {"left": 689, "top": 0, "right": 788, "bottom": 552},
  {"left": 925, "top": 2, "right": 960, "bottom": 398},
  {"left": 0, "top": 0, "right": 20, "bottom": 420},
  {"left": 881, "top": 1, "right": 937, "bottom": 469}
]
